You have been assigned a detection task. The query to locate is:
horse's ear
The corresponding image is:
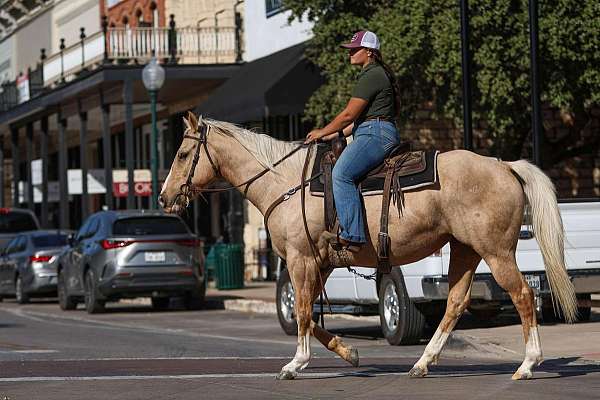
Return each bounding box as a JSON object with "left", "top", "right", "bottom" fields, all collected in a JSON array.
[
  {"left": 183, "top": 115, "right": 193, "bottom": 133},
  {"left": 187, "top": 111, "right": 198, "bottom": 131}
]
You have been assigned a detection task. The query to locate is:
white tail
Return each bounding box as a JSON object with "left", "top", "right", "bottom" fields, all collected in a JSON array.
[{"left": 508, "top": 160, "right": 578, "bottom": 323}]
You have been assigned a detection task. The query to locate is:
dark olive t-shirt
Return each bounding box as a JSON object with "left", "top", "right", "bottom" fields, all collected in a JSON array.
[{"left": 351, "top": 63, "right": 395, "bottom": 124}]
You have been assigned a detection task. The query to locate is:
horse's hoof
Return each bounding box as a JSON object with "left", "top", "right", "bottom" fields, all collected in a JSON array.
[
  {"left": 276, "top": 370, "right": 296, "bottom": 380},
  {"left": 408, "top": 366, "right": 427, "bottom": 378},
  {"left": 511, "top": 370, "right": 533, "bottom": 380},
  {"left": 349, "top": 347, "right": 360, "bottom": 368}
]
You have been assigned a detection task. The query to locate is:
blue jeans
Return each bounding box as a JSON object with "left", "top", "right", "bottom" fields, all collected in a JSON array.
[{"left": 332, "top": 120, "right": 400, "bottom": 243}]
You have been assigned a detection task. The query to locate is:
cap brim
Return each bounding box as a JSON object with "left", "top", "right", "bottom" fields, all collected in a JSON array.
[{"left": 340, "top": 42, "right": 362, "bottom": 49}]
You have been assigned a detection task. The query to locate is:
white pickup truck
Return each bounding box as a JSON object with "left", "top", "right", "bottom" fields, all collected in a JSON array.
[{"left": 276, "top": 200, "right": 600, "bottom": 344}]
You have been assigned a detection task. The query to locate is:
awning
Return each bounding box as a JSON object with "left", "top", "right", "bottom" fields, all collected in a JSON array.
[{"left": 195, "top": 42, "right": 324, "bottom": 122}]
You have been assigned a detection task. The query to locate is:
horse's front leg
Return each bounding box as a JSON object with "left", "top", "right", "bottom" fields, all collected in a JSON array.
[{"left": 277, "top": 256, "right": 320, "bottom": 380}]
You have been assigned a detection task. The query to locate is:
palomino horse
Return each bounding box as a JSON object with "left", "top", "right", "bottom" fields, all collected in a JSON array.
[{"left": 159, "top": 113, "right": 577, "bottom": 381}]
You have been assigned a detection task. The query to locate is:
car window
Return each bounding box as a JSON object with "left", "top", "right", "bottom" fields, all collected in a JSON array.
[
  {"left": 76, "top": 217, "right": 94, "bottom": 240},
  {"left": 32, "top": 234, "right": 68, "bottom": 248},
  {"left": 0, "top": 210, "right": 39, "bottom": 233},
  {"left": 87, "top": 218, "right": 100, "bottom": 238},
  {"left": 112, "top": 217, "right": 190, "bottom": 236},
  {"left": 9, "top": 236, "right": 26, "bottom": 253},
  {"left": 4, "top": 237, "right": 19, "bottom": 254}
]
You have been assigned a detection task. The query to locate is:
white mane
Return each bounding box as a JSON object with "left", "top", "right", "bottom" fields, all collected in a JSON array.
[{"left": 203, "top": 118, "right": 311, "bottom": 174}]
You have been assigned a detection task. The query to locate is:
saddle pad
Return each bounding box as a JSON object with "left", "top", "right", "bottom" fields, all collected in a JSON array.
[{"left": 310, "top": 145, "right": 439, "bottom": 196}]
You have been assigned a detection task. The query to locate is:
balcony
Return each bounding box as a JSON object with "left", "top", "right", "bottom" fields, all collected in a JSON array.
[{"left": 42, "top": 23, "right": 238, "bottom": 88}]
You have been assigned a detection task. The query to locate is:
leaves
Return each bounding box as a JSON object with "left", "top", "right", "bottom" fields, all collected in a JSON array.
[{"left": 284, "top": 0, "right": 600, "bottom": 163}]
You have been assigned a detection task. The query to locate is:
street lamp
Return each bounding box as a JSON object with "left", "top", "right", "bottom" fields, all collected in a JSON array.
[{"left": 142, "top": 56, "right": 165, "bottom": 209}]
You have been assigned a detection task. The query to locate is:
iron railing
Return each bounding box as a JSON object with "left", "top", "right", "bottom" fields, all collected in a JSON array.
[{"left": 42, "top": 25, "right": 237, "bottom": 87}]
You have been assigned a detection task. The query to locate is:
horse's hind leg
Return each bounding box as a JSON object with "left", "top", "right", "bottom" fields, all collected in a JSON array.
[
  {"left": 485, "top": 254, "right": 542, "bottom": 380},
  {"left": 409, "top": 240, "right": 481, "bottom": 377}
]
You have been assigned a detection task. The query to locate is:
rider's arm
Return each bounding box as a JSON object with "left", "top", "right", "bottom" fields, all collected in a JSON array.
[{"left": 306, "top": 98, "right": 367, "bottom": 142}]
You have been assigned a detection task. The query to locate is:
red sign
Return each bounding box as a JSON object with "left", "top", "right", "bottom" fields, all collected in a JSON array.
[{"left": 113, "top": 182, "right": 153, "bottom": 197}]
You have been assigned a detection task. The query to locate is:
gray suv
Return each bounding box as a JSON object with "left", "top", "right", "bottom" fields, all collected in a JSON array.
[
  {"left": 0, "top": 230, "right": 71, "bottom": 303},
  {"left": 57, "top": 210, "right": 205, "bottom": 314}
]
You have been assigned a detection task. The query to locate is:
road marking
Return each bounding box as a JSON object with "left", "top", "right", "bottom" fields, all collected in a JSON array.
[
  {"left": 1, "top": 369, "right": 594, "bottom": 383},
  {"left": 0, "top": 350, "right": 58, "bottom": 354}
]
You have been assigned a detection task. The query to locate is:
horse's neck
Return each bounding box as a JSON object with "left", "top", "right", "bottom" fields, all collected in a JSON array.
[{"left": 212, "top": 134, "right": 296, "bottom": 214}]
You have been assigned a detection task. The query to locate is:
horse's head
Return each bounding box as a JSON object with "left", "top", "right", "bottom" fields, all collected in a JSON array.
[{"left": 159, "top": 111, "right": 219, "bottom": 214}]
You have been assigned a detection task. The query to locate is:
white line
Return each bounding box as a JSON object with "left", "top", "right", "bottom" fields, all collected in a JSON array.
[
  {"left": 0, "top": 350, "right": 58, "bottom": 354},
  {"left": 2, "top": 369, "right": 591, "bottom": 383},
  {"left": 0, "top": 372, "right": 398, "bottom": 382}
]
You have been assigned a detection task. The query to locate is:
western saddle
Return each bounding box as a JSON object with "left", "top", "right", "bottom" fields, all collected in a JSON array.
[{"left": 321, "top": 132, "right": 429, "bottom": 273}]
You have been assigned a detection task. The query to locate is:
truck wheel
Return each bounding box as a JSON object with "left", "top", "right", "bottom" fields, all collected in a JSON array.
[
  {"left": 84, "top": 270, "right": 105, "bottom": 314},
  {"left": 379, "top": 269, "right": 426, "bottom": 345},
  {"left": 15, "top": 275, "right": 30, "bottom": 304},
  {"left": 58, "top": 271, "right": 78, "bottom": 311},
  {"left": 277, "top": 268, "right": 297, "bottom": 336}
]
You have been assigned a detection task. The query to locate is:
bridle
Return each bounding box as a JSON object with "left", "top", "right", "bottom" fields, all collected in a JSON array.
[{"left": 173, "top": 124, "right": 220, "bottom": 207}]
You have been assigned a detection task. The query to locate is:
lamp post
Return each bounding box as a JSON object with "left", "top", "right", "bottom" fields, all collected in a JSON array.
[{"left": 142, "top": 56, "right": 165, "bottom": 209}]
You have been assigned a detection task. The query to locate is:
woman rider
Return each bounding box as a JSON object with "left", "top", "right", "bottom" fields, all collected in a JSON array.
[{"left": 305, "top": 30, "right": 401, "bottom": 251}]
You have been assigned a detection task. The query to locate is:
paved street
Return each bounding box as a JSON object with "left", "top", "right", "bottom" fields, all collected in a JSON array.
[{"left": 0, "top": 297, "right": 599, "bottom": 399}]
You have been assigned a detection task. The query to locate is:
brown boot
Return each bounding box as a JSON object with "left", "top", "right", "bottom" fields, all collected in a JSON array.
[{"left": 321, "top": 231, "right": 362, "bottom": 253}]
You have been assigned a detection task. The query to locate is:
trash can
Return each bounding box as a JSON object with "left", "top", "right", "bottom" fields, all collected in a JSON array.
[
  {"left": 215, "top": 244, "right": 244, "bottom": 290},
  {"left": 205, "top": 244, "right": 222, "bottom": 282}
]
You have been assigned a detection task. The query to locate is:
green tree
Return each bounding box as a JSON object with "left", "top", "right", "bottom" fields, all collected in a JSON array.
[{"left": 285, "top": 0, "right": 600, "bottom": 165}]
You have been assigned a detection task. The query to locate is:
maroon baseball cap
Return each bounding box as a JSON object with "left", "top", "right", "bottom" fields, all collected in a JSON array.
[{"left": 340, "top": 30, "right": 380, "bottom": 50}]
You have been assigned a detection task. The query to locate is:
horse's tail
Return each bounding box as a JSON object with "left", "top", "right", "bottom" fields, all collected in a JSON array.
[{"left": 507, "top": 159, "right": 577, "bottom": 323}]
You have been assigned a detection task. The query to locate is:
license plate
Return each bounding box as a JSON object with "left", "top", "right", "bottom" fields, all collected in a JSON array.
[
  {"left": 525, "top": 274, "right": 540, "bottom": 290},
  {"left": 144, "top": 252, "right": 166, "bottom": 263}
]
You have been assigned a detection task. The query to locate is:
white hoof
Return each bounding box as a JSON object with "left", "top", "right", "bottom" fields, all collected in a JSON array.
[{"left": 276, "top": 370, "right": 297, "bottom": 380}]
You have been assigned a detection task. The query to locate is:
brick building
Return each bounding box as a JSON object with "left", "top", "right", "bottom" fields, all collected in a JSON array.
[{"left": 101, "top": 0, "right": 166, "bottom": 28}]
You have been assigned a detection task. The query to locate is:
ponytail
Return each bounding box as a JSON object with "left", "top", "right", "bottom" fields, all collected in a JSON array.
[{"left": 371, "top": 50, "right": 400, "bottom": 121}]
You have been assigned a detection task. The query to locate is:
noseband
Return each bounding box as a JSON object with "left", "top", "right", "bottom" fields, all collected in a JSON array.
[{"left": 175, "top": 125, "right": 220, "bottom": 205}]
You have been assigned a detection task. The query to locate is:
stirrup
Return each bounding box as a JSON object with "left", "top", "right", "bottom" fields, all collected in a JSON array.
[{"left": 323, "top": 231, "right": 362, "bottom": 253}]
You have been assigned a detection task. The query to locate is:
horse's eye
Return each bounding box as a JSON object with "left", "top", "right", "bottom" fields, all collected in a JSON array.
[{"left": 178, "top": 152, "right": 188, "bottom": 160}]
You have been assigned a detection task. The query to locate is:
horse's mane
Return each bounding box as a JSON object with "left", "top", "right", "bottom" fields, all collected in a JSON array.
[{"left": 204, "top": 118, "right": 311, "bottom": 175}]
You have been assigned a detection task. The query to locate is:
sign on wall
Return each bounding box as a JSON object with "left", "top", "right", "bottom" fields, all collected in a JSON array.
[{"left": 16, "top": 73, "right": 29, "bottom": 103}]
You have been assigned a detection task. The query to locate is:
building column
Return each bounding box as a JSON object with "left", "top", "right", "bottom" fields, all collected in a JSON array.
[
  {"left": 26, "top": 123, "right": 34, "bottom": 211},
  {"left": 78, "top": 102, "right": 89, "bottom": 220},
  {"left": 40, "top": 116, "right": 49, "bottom": 227},
  {"left": 11, "top": 127, "right": 20, "bottom": 207},
  {"left": 101, "top": 101, "right": 113, "bottom": 210},
  {"left": 123, "top": 80, "right": 135, "bottom": 209},
  {"left": 57, "top": 113, "right": 69, "bottom": 229}
]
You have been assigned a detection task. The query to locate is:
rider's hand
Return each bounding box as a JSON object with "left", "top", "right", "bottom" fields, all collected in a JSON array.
[{"left": 305, "top": 129, "right": 323, "bottom": 144}]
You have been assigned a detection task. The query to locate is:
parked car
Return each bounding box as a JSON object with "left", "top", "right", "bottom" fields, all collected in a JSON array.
[
  {"left": 276, "top": 200, "right": 600, "bottom": 344},
  {"left": 57, "top": 210, "right": 205, "bottom": 314},
  {"left": 0, "top": 208, "right": 41, "bottom": 250},
  {"left": 0, "top": 230, "right": 71, "bottom": 303}
]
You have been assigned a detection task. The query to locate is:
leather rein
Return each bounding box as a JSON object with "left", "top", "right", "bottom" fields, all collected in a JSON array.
[
  {"left": 176, "top": 125, "right": 331, "bottom": 325},
  {"left": 174, "top": 124, "right": 314, "bottom": 213}
]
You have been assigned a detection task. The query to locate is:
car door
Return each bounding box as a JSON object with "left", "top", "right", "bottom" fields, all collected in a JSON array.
[
  {"left": 67, "top": 217, "right": 94, "bottom": 294},
  {"left": 6, "top": 236, "right": 26, "bottom": 294},
  {"left": 79, "top": 217, "right": 101, "bottom": 279},
  {"left": 0, "top": 238, "right": 17, "bottom": 294}
]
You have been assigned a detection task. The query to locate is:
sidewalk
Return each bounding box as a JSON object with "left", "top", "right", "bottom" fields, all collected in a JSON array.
[{"left": 205, "top": 281, "right": 277, "bottom": 314}]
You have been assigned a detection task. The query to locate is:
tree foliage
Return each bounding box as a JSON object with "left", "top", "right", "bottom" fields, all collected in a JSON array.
[{"left": 284, "top": 0, "right": 600, "bottom": 164}]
